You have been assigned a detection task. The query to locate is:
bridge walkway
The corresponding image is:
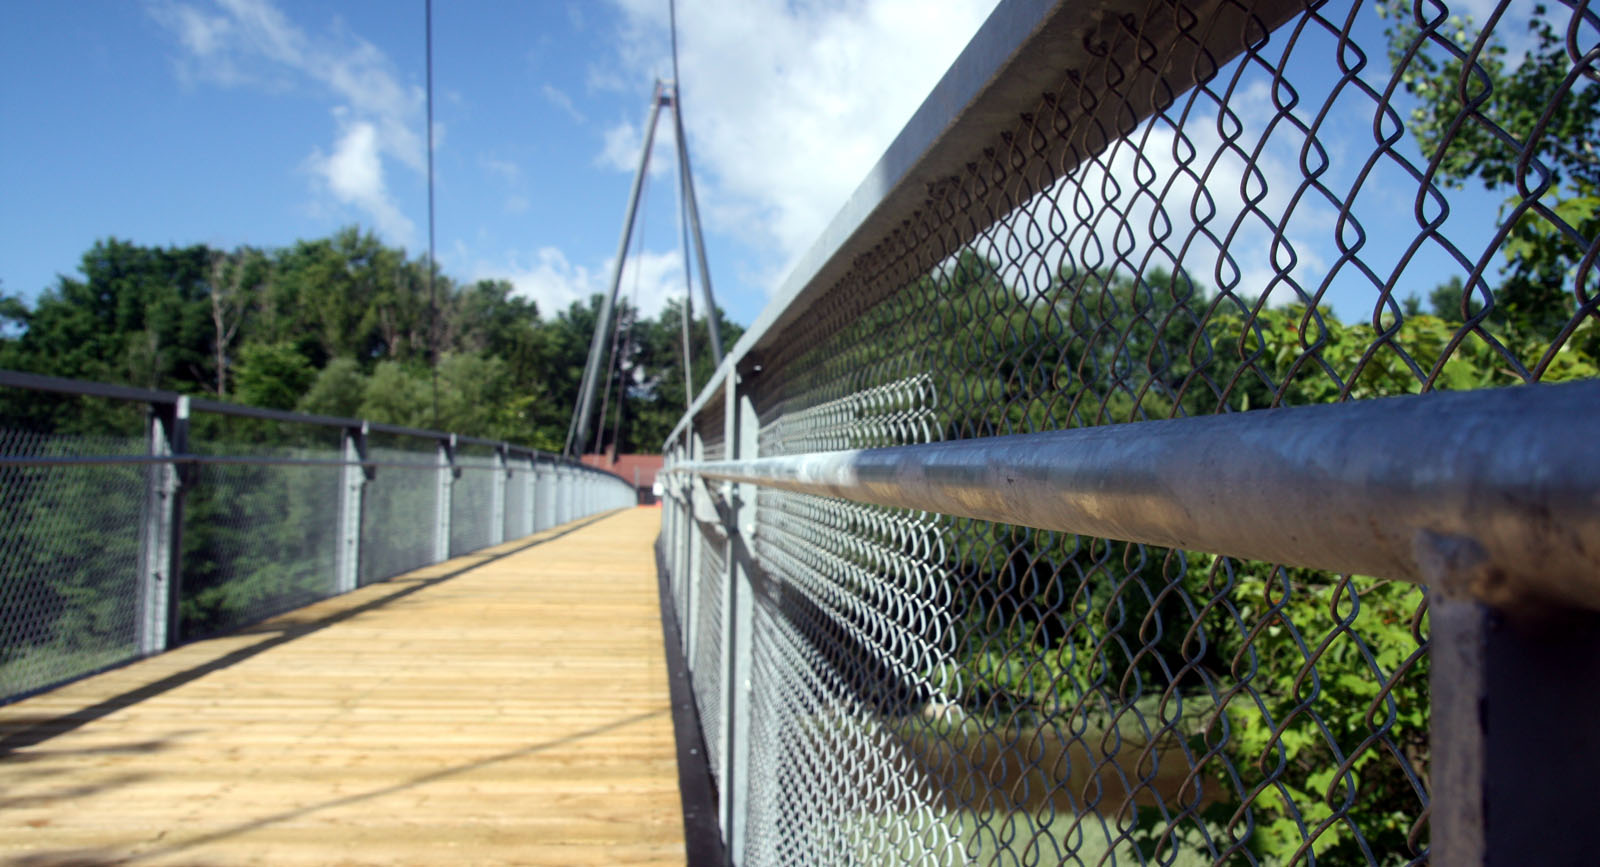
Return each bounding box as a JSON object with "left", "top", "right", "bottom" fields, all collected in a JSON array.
[{"left": 0, "top": 508, "right": 682, "bottom": 866}]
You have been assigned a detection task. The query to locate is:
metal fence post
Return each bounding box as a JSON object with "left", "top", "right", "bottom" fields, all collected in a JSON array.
[
  {"left": 719, "top": 369, "right": 758, "bottom": 860},
  {"left": 1429, "top": 564, "right": 1600, "bottom": 865},
  {"left": 334, "top": 421, "right": 368, "bottom": 594},
  {"left": 434, "top": 434, "right": 455, "bottom": 563},
  {"left": 138, "top": 395, "right": 188, "bottom": 654},
  {"left": 491, "top": 443, "right": 508, "bottom": 546}
]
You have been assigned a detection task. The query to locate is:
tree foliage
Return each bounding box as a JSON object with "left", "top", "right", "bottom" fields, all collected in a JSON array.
[
  {"left": 0, "top": 227, "right": 740, "bottom": 453},
  {"left": 912, "top": 242, "right": 1588, "bottom": 862},
  {"left": 1383, "top": 0, "right": 1600, "bottom": 362}
]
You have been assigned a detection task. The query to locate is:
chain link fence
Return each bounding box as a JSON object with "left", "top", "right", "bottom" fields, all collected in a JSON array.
[
  {"left": 661, "top": 0, "right": 1597, "bottom": 863},
  {"left": 181, "top": 415, "right": 344, "bottom": 641},
  {"left": 0, "top": 375, "right": 637, "bottom": 703},
  {"left": 0, "top": 427, "right": 147, "bottom": 700},
  {"left": 450, "top": 447, "right": 501, "bottom": 558},
  {"left": 359, "top": 434, "right": 441, "bottom": 588}
]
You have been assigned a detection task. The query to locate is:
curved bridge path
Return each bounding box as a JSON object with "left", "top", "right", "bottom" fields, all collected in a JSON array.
[{"left": 0, "top": 508, "right": 683, "bottom": 866}]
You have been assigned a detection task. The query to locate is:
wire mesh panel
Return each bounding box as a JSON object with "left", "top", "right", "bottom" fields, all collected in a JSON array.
[
  {"left": 665, "top": 0, "right": 1597, "bottom": 863},
  {"left": 0, "top": 428, "right": 148, "bottom": 701},
  {"left": 450, "top": 451, "right": 498, "bottom": 557},
  {"left": 359, "top": 440, "right": 438, "bottom": 587},
  {"left": 691, "top": 517, "right": 728, "bottom": 786},
  {"left": 505, "top": 460, "right": 532, "bottom": 540},
  {"left": 743, "top": 488, "right": 961, "bottom": 866},
  {"left": 698, "top": 398, "right": 727, "bottom": 464},
  {"left": 180, "top": 415, "right": 342, "bottom": 641},
  {"left": 0, "top": 377, "right": 582, "bottom": 703},
  {"left": 666, "top": 447, "right": 693, "bottom": 655}
]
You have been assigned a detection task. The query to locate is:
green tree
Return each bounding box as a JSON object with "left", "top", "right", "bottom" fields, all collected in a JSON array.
[
  {"left": 297, "top": 357, "right": 368, "bottom": 418},
  {"left": 207, "top": 247, "right": 270, "bottom": 396},
  {"left": 233, "top": 342, "right": 315, "bottom": 411},
  {"left": 358, "top": 360, "right": 430, "bottom": 428},
  {"left": 1384, "top": 1, "right": 1600, "bottom": 361},
  {"left": 5, "top": 239, "right": 213, "bottom": 390}
]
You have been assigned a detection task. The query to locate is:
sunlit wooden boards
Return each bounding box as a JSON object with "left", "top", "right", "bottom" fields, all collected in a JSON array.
[{"left": 0, "top": 508, "right": 684, "bottom": 866}]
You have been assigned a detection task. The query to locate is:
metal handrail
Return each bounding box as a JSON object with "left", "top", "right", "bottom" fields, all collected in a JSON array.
[
  {"left": 663, "top": 0, "right": 1307, "bottom": 446},
  {"left": 0, "top": 368, "right": 622, "bottom": 476},
  {"left": 674, "top": 380, "right": 1600, "bottom": 613}
]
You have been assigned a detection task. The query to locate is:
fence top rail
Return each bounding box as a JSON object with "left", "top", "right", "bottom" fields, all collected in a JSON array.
[
  {"left": 0, "top": 368, "right": 640, "bottom": 477},
  {"left": 664, "top": 0, "right": 1301, "bottom": 447},
  {"left": 0, "top": 368, "right": 183, "bottom": 405},
  {"left": 673, "top": 380, "right": 1600, "bottom": 614},
  {"left": 665, "top": 0, "right": 1063, "bottom": 445},
  {"left": 0, "top": 453, "right": 643, "bottom": 479}
]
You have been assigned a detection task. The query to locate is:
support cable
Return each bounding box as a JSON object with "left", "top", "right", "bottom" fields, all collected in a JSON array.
[
  {"left": 594, "top": 173, "right": 650, "bottom": 455},
  {"left": 607, "top": 236, "right": 645, "bottom": 456},
  {"left": 672, "top": 87, "right": 696, "bottom": 407},
  {"left": 425, "top": 0, "right": 439, "bottom": 427},
  {"left": 669, "top": 0, "right": 723, "bottom": 364},
  {"left": 566, "top": 82, "right": 666, "bottom": 456}
]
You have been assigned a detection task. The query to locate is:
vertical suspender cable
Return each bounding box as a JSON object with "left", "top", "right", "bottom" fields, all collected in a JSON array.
[
  {"left": 425, "top": 0, "right": 439, "bottom": 427},
  {"left": 668, "top": 0, "right": 722, "bottom": 365},
  {"left": 594, "top": 177, "right": 650, "bottom": 455},
  {"left": 567, "top": 84, "right": 665, "bottom": 456},
  {"left": 672, "top": 89, "right": 696, "bottom": 408},
  {"left": 672, "top": 0, "right": 697, "bottom": 404},
  {"left": 668, "top": 0, "right": 695, "bottom": 404},
  {"left": 608, "top": 317, "right": 634, "bottom": 455}
]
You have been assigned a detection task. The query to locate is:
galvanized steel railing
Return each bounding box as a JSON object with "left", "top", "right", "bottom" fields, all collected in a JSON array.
[
  {"left": 658, "top": 0, "right": 1600, "bottom": 864},
  {"left": 0, "top": 369, "right": 636, "bottom": 704}
]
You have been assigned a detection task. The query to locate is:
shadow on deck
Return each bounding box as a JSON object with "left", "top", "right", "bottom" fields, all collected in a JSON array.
[{"left": 0, "top": 508, "right": 683, "bottom": 866}]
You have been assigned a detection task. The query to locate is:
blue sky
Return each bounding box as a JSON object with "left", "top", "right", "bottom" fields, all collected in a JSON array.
[
  {"left": 2, "top": 0, "right": 1521, "bottom": 331},
  {"left": 0, "top": 0, "right": 997, "bottom": 329}
]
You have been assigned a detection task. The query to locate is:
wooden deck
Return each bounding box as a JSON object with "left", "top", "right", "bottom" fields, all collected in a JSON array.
[{"left": 0, "top": 508, "right": 682, "bottom": 866}]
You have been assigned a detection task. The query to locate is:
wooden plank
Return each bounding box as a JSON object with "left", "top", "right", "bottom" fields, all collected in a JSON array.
[{"left": 0, "top": 508, "right": 684, "bottom": 866}]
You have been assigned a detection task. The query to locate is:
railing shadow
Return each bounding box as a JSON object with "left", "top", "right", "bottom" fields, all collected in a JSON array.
[
  {"left": 1, "top": 706, "right": 665, "bottom": 867},
  {"left": 0, "top": 510, "right": 624, "bottom": 756}
]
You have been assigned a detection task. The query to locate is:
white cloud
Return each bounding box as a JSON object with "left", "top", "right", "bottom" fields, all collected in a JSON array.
[
  {"left": 480, "top": 155, "right": 521, "bottom": 182},
  {"left": 167, "top": 4, "right": 230, "bottom": 58},
  {"left": 597, "top": 0, "right": 1436, "bottom": 318},
  {"left": 542, "top": 83, "right": 586, "bottom": 123},
  {"left": 598, "top": 118, "right": 644, "bottom": 173},
  {"left": 472, "top": 246, "right": 688, "bottom": 319},
  {"left": 311, "top": 119, "right": 415, "bottom": 242},
  {"left": 597, "top": 0, "right": 1002, "bottom": 292},
  {"left": 596, "top": 113, "right": 676, "bottom": 177},
  {"left": 151, "top": 0, "right": 425, "bottom": 245}
]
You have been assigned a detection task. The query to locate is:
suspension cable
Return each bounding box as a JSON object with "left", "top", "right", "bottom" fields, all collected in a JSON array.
[
  {"left": 425, "top": 0, "right": 439, "bottom": 427},
  {"left": 607, "top": 220, "right": 647, "bottom": 455},
  {"left": 594, "top": 170, "right": 651, "bottom": 455}
]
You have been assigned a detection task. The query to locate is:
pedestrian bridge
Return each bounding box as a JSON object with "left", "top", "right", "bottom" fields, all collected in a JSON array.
[
  {"left": 1, "top": 508, "right": 683, "bottom": 866},
  {"left": 5, "top": 0, "right": 1600, "bottom": 863}
]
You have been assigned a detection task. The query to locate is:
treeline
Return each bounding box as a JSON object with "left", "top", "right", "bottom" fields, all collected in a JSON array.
[{"left": 0, "top": 227, "right": 738, "bottom": 452}]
